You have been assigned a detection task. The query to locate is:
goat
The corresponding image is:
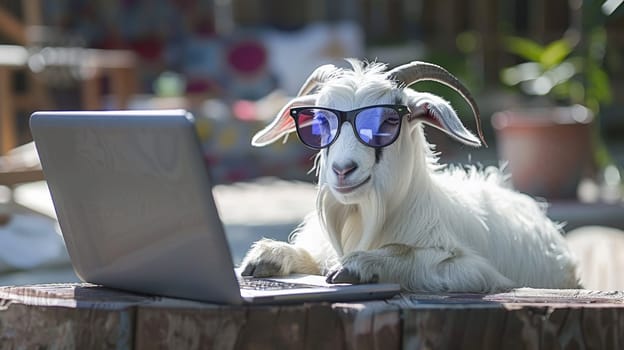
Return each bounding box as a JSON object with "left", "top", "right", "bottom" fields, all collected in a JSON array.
[{"left": 240, "top": 60, "right": 580, "bottom": 292}]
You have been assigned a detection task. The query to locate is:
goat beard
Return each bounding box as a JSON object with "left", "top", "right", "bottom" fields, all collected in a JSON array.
[{"left": 316, "top": 182, "right": 387, "bottom": 257}]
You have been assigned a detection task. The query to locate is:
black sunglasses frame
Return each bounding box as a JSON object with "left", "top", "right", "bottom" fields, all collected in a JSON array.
[{"left": 289, "top": 104, "right": 410, "bottom": 150}]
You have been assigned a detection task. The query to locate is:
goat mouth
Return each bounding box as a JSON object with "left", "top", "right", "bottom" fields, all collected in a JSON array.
[{"left": 334, "top": 176, "right": 371, "bottom": 194}]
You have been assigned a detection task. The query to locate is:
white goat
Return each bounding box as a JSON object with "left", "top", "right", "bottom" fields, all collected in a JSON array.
[{"left": 240, "top": 60, "right": 579, "bottom": 292}]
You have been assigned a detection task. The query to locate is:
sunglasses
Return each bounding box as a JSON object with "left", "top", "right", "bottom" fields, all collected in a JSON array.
[{"left": 289, "top": 104, "right": 410, "bottom": 149}]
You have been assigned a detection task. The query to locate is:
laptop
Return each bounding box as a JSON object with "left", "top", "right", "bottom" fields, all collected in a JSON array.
[{"left": 29, "top": 110, "right": 401, "bottom": 304}]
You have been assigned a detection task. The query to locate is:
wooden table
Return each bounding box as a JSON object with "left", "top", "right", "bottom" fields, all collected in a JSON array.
[{"left": 0, "top": 284, "right": 622, "bottom": 349}]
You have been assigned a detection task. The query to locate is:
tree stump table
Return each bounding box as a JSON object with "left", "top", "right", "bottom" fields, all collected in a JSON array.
[{"left": 0, "top": 284, "right": 623, "bottom": 349}]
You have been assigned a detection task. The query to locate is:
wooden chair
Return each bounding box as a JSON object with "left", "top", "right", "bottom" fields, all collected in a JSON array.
[{"left": 0, "top": 2, "right": 136, "bottom": 197}]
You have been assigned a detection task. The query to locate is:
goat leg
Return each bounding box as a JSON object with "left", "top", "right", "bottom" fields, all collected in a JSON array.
[
  {"left": 325, "top": 266, "right": 379, "bottom": 284},
  {"left": 326, "top": 243, "right": 514, "bottom": 293},
  {"left": 240, "top": 238, "right": 322, "bottom": 277}
]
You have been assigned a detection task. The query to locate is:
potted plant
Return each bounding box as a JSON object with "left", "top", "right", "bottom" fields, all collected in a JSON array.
[{"left": 493, "top": 2, "right": 619, "bottom": 199}]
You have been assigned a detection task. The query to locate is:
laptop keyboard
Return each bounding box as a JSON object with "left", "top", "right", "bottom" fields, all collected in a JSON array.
[{"left": 239, "top": 277, "right": 318, "bottom": 290}]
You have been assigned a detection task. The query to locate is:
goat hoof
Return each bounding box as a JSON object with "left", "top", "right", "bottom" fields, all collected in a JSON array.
[
  {"left": 241, "top": 261, "right": 281, "bottom": 277},
  {"left": 326, "top": 267, "right": 363, "bottom": 284}
]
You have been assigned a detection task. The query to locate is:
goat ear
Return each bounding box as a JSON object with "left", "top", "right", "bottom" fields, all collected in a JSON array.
[
  {"left": 251, "top": 94, "right": 318, "bottom": 147},
  {"left": 405, "top": 91, "right": 481, "bottom": 147}
]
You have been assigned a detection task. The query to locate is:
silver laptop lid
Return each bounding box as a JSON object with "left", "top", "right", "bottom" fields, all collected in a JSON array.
[{"left": 30, "top": 110, "right": 243, "bottom": 304}]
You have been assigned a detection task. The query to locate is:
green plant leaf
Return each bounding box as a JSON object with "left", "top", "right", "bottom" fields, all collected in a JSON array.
[
  {"left": 541, "top": 40, "right": 573, "bottom": 68},
  {"left": 500, "top": 62, "right": 543, "bottom": 86},
  {"left": 587, "top": 61, "right": 612, "bottom": 104},
  {"left": 504, "top": 36, "right": 544, "bottom": 62}
]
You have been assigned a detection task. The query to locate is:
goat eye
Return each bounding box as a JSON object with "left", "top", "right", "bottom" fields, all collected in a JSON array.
[
  {"left": 295, "top": 109, "right": 339, "bottom": 148},
  {"left": 354, "top": 107, "right": 403, "bottom": 147},
  {"left": 383, "top": 116, "right": 400, "bottom": 125}
]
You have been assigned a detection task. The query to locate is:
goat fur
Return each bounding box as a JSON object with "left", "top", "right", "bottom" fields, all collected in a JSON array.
[{"left": 241, "top": 60, "right": 580, "bottom": 292}]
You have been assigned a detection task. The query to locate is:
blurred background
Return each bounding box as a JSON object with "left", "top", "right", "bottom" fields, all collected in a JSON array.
[{"left": 0, "top": 0, "right": 623, "bottom": 287}]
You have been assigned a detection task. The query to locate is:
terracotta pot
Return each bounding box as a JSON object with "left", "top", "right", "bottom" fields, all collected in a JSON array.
[{"left": 492, "top": 105, "right": 595, "bottom": 199}]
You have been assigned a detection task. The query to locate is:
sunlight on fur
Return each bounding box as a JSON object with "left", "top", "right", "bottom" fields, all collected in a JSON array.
[{"left": 241, "top": 60, "right": 580, "bottom": 293}]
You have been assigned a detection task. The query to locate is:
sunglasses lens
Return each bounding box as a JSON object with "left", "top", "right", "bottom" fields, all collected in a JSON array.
[
  {"left": 355, "top": 107, "right": 401, "bottom": 147},
  {"left": 295, "top": 109, "right": 339, "bottom": 148}
]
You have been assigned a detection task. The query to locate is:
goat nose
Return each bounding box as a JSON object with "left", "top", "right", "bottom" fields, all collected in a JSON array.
[{"left": 332, "top": 161, "right": 358, "bottom": 177}]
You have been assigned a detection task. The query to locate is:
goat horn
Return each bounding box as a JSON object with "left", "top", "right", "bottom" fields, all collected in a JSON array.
[
  {"left": 387, "top": 61, "right": 486, "bottom": 146},
  {"left": 297, "top": 64, "right": 339, "bottom": 97}
]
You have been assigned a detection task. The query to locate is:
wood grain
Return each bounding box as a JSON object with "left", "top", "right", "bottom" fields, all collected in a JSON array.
[
  {"left": 398, "top": 290, "right": 624, "bottom": 350},
  {"left": 0, "top": 298, "right": 133, "bottom": 349},
  {"left": 135, "top": 301, "right": 401, "bottom": 350},
  {"left": 1, "top": 284, "right": 624, "bottom": 349}
]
